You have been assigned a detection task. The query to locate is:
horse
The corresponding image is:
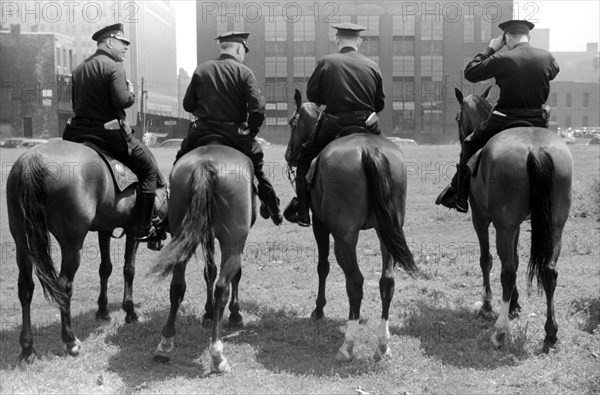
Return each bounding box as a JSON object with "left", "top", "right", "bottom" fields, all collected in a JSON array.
[
  {"left": 6, "top": 140, "right": 168, "bottom": 363},
  {"left": 151, "top": 143, "right": 256, "bottom": 374},
  {"left": 454, "top": 87, "right": 573, "bottom": 351},
  {"left": 286, "top": 89, "right": 417, "bottom": 361}
]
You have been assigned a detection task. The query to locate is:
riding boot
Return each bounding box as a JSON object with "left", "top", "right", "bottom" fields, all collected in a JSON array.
[
  {"left": 294, "top": 174, "right": 311, "bottom": 227},
  {"left": 134, "top": 192, "right": 162, "bottom": 242},
  {"left": 435, "top": 168, "right": 458, "bottom": 208},
  {"left": 259, "top": 189, "right": 283, "bottom": 226},
  {"left": 454, "top": 164, "right": 470, "bottom": 213}
]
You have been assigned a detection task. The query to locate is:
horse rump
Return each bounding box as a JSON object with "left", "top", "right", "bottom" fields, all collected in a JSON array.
[
  {"left": 526, "top": 146, "right": 555, "bottom": 290},
  {"left": 151, "top": 162, "right": 217, "bottom": 276},
  {"left": 361, "top": 147, "right": 417, "bottom": 275}
]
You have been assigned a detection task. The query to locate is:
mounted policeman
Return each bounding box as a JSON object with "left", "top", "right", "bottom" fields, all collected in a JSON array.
[
  {"left": 175, "top": 31, "right": 283, "bottom": 226},
  {"left": 436, "top": 19, "right": 559, "bottom": 212},
  {"left": 62, "top": 23, "right": 167, "bottom": 246},
  {"left": 288, "top": 22, "right": 385, "bottom": 227}
]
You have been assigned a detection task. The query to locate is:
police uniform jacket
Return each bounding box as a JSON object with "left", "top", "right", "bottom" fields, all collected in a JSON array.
[
  {"left": 307, "top": 47, "right": 385, "bottom": 115},
  {"left": 71, "top": 49, "right": 135, "bottom": 122},
  {"left": 464, "top": 42, "right": 559, "bottom": 111},
  {"left": 183, "top": 54, "right": 265, "bottom": 124}
]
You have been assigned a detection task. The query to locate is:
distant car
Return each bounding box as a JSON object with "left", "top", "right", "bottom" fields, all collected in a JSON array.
[
  {"left": 588, "top": 135, "right": 600, "bottom": 145},
  {"left": 158, "top": 138, "right": 183, "bottom": 148},
  {"left": 0, "top": 138, "right": 26, "bottom": 148},
  {"left": 19, "top": 138, "right": 48, "bottom": 148},
  {"left": 388, "top": 136, "right": 418, "bottom": 147},
  {"left": 559, "top": 131, "right": 576, "bottom": 145},
  {"left": 256, "top": 137, "right": 270, "bottom": 147}
]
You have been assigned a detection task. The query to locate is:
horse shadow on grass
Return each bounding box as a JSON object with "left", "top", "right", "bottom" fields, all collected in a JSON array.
[
  {"left": 0, "top": 302, "right": 123, "bottom": 370},
  {"left": 393, "top": 302, "right": 531, "bottom": 370}
]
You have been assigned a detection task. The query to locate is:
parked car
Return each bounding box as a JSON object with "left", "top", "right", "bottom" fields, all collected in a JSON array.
[
  {"left": 588, "top": 134, "right": 600, "bottom": 145},
  {"left": 388, "top": 136, "right": 418, "bottom": 147},
  {"left": 19, "top": 138, "right": 48, "bottom": 148},
  {"left": 158, "top": 138, "right": 183, "bottom": 148},
  {"left": 0, "top": 138, "right": 26, "bottom": 148},
  {"left": 559, "top": 130, "right": 576, "bottom": 144},
  {"left": 256, "top": 137, "right": 270, "bottom": 147}
]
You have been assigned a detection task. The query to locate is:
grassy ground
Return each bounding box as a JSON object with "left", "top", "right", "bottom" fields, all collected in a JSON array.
[{"left": 0, "top": 142, "right": 598, "bottom": 394}]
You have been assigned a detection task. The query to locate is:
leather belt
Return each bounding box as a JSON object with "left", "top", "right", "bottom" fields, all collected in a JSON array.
[{"left": 328, "top": 110, "right": 370, "bottom": 121}]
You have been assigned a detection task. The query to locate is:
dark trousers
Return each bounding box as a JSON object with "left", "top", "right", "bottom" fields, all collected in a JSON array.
[
  {"left": 175, "top": 123, "right": 277, "bottom": 203},
  {"left": 459, "top": 110, "right": 548, "bottom": 166},
  {"left": 63, "top": 120, "right": 158, "bottom": 193}
]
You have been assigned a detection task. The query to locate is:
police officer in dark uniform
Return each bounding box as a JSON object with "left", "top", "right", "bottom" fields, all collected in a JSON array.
[
  {"left": 175, "top": 31, "right": 283, "bottom": 226},
  {"left": 63, "top": 23, "right": 162, "bottom": 242},
  {"left": 436, "top": 20, "right": 559, "bottom": 213},
  {"left": 289, "top": 23, "right": 385, "bottom": 227}
]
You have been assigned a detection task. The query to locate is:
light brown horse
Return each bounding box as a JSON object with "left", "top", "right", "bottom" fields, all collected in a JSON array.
[
  {"left": 6, "top": 140, "right": 168, "bottom": 363},
  {"left": 286, "top": 90, "right": 417, "bottom": 361},
  {"left": 454, "top": 88, "right": 573, "bottom": 351},
  {"left": 151, "top": 143, "right": 256, "bottom": 374}
]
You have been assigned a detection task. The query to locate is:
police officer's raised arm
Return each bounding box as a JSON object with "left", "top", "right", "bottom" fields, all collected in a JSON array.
[{"left": 110, "top": 65, "right": 135, "bottom": 110}]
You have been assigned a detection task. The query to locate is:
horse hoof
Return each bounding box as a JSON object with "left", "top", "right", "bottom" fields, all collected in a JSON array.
[
  {"left": 491, "top": 331, "right": 506, "bottom": 350},
  {"left": 210, "top": 358, "right": 231, "bottom": 374},
  {"left": 125, "top": 312, "right": 139, "bottom": 324},
  {"left": 335, "top": 348, "right": 353, "bottom": 362},
  {"left": 65, "top": 338, "right": 82, "bottom": 356},
  {"left": 311, "top": 309, "right": 324, "bottom": 321},
  {"left": 542, "top": 335, "right": 558, "bottom": 353},
  {"left": 18, "top": 348, "right": 37, "bottom": 364},
  {"left": 372, "top": 345, "right": 391, "bottom": 362},
  {"left": 227, "top": 312, "right": 243, "bottom": 327},
  {"left": 153, "top": 353, "right": 171, "bottom": 364},
  {"left": 96, "top": 309, "right": 111, "bottom": 321},
  {"left": 508, "top": 311, "right": 520, "bottom": 320}
]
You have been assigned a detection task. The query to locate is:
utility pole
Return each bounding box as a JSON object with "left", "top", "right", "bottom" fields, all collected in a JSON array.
[{"left": 140, "top": 77, "right": 148, "bottom": 134}]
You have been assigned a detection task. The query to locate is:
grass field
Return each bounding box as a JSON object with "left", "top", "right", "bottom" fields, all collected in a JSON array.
[{"left": 0, "top": 142, "right": 599, "bottom": 394}]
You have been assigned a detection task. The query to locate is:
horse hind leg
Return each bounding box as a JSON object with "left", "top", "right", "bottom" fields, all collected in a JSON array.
[
  {"left": 16, "top": 242, "right": 36, "bottom": 363},
  {"left": 202, "top": 258, "right": 217, "bottom": 326},
  {"left": 154, "top": 262, "right": 187, "bottom": 363},
  {"left": 312, "top": 215, "right": 331, "bottom": 321},
  {"left": 58, "top": 243, "right": 83, "bottom": 356},
  {"left": 373, "top": 242, "right": 394, "bottom": 361},
  {"left": 96, "top": 232, "right": 112, "bottom": 320},
  {"left": 334, "top": 235, "right": 362, "bottom": 362},
  {"left": 491, "top": 227, "right": 518, "bottom": 349},
  {"left": 542, "top": 235, "right": 562, "bottom": 352},
  {"left": 227, "top": 266, "right": 243, "bottom": 327},
  {"left": 509, "top": 228, "right": 522, "bottom": 319},
  {"left": 209, "top": 252, "right": 242, "bottom": 374},
  {"left": 472, "top": 212, "right": 493, "bottom": 316}
]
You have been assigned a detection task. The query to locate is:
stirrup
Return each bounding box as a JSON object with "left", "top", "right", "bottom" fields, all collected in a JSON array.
[
  {"left": 454, "top": 199, "right": 469, "bottom": 213},
  {"left": 135, "top": 226, "right": 162, "bottom": 242},
  {"left": 435, "top": 184, "right": 456, "bottom": 206}
]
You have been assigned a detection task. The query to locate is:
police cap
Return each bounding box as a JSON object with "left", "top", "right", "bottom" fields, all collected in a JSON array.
[
  {"left": 332, "top": 23, "right": 367, "bottom": 37},
  {"left": 215, "top": 31, "right": 250, "bottom": 53},
  {"left": 92, "top": 23, "right": 130, "bottom": 45},
  {"left": 498, "top": 20, "right": 535, "bottom": 34}
]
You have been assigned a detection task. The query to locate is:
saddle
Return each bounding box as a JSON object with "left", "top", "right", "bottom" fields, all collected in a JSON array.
[{"left": 467, "top": 120, "right": 536, "bottom": 177}]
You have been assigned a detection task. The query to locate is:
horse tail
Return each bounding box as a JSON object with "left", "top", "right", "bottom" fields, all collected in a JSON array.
[
  {"left": 152, "top": 162, "right": 217, "bottom": 276},
  {"left": 361, "top": 147, "right": 417, "bottom": 275},
  {"left": 15, "top": 153, "right": 65, "bottom": 306},
  {"left": 527, "top": 146, "right": 555, "bottom": 290}
]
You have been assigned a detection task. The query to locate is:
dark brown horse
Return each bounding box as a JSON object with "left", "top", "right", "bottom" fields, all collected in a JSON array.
[
  {"left": 151, "top": 144, "right": 255, "bottom": 374},
  {"left": 454, "top": 88, "right": 573, "bottom": 351},
  {"left": 6, "top": 140, "right": 168, "bottom": 362},
  {"left": 286, "top": 90, "right": 417, "bottom": 361}
]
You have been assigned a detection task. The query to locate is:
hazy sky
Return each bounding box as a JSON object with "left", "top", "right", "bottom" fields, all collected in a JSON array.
[{"left": 173, "top": 0, "right": 600, "bottom": 75}]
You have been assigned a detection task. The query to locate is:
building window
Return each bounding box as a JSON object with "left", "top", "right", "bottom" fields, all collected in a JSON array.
[
  {"left": 293, "top": 56, "right": 315, "bottom": 78},
  {"left": 392, "top": 15, "right": 415, "bottom": 36},
  {"left": 566, "top": 93, "right": 572, "bottom": 108},
  {"left": 422, "top": 56, "right": 443, "bottom": 81},
  {"left": 583, "top": 92, "right": 589, "bottom": 108},
  {"left": 422, "top": 15, "right": 443, "bottom": 40},
  {"left": 265, "top": 56, "right": 287, "bottom": 78},
  {"left": 480, "top": 17, "right": 492, "bottom": 41},
  {"left": 550, "top": 92, "right": 557, "bottom": 107},
  {"left": 265, "top": 102, "right": 288, "bottom": 126},
  {"left": 266, "top": 17, "right": 286, "bottom": 41},
  {"left": 583, "top": 115, "right": 589, "bottom": 127},
  {"left": 357, "top": 15, "right": 379, "bottom": 37},
  {"left": 392, "top": 101, "right": 415, "bottom": 132},
  {"left": 293, "top": 17, "right": 315, "bottom": 41},
  {"left": 565, "top": 115, "right": 571, "bottom": 127},
  {"left": 392, "top": 56, "right": 415, "bottom": 77},
  {"left": 464, "top": 14, "right": 475, "bottom": 42}
]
